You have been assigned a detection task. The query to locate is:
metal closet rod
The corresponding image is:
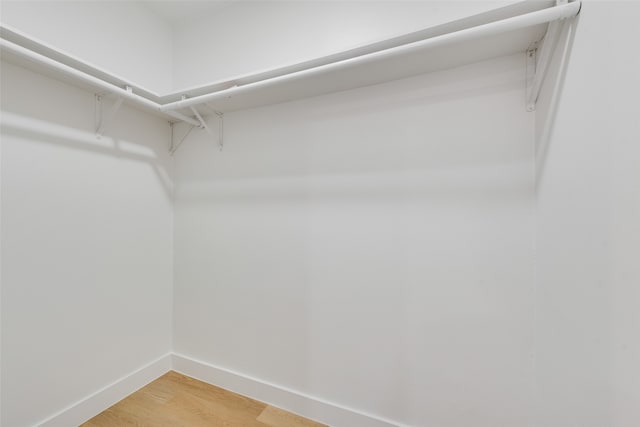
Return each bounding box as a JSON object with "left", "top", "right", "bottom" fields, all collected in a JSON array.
[
  {"left": 160, "top": 0, "right": 581, "bottom": 112},
  {"left": 0, "top": 38, "right": 202, "bottom": 127},
  {"left": 0, "top": 1, "right": 580, "bottom": 121}
]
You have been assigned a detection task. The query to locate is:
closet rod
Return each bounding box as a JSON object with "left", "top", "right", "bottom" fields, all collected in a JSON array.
[
  {"left": 160, "top": 1, "right": 581, "bottom": 112},
  {"left": 0, "top": 38, "right": 201, "bottom": 127}
]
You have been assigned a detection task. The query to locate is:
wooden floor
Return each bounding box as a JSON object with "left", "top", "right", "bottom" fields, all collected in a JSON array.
[{"left": 81, "top": 371, "right": 328, "bottom": 427}]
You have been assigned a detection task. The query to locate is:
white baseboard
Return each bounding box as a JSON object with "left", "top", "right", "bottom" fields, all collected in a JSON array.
[
  {"left": 35, "top": 352, "right": 406, "bottom": 427},
  {"left": 172, "top": 353, "right": 404, "bottom": 427},
  {"left": 37, "top": 353, "right": 172, "bottom": 427}
]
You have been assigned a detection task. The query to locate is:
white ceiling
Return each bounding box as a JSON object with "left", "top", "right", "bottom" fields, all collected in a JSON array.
[{"left": 138, "top": 1, "right": 237, "bottom": 24}]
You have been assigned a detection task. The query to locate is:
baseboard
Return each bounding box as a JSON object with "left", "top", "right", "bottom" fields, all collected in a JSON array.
[
  {"left": 35, "top": 352, "right": 405, "bottom": 427},
  {"left": 172, "top": 353, "right": 405, "bottom": 427},
  {"left": 37, "top": 353, "right": 172, "bottom": 427}
]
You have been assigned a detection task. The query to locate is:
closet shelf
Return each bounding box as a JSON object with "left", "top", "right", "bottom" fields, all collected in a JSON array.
[{"left": 0, "top": 0, "right": 580, "bottom": 123}]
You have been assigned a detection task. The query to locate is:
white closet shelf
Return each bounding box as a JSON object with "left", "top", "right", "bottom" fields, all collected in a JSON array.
[{"left": 0, "top": 0, "right": 580, "bottom": 123}]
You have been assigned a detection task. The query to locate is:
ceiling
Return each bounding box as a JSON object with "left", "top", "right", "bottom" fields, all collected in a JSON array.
[{"left": 138, "top": 1, "right": 237, "bottom": 24}]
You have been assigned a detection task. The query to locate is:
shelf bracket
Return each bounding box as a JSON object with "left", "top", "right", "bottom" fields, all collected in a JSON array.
[
  {"left": 189, "top": 106, "right": 224, "bottom": 152},
  {"left": 169, "top": 121, "right": 196, "bottom": 155},
  {"left": 168, "top": 111, "right": 224, "bottom": 154},
  {"left": 215, "top": 111, "right": 224, "bottom": 152},
  {"left": 167, "top": 95, "right": 225, "bottom": 154},
  {"left": 168, "top": 95, "right": 224, "bottom": 154},
  {"left": 190, "top": 106, "right": 210, "bottom": 133},
  {"left": 526, "top": 0, "right": 573, "bottom": 111},
  {"left": 526, "top": 43, "right": 538, "bottom": 112},
  {"left": 95, "top": 86, "right": 131, "bottom": 137}
]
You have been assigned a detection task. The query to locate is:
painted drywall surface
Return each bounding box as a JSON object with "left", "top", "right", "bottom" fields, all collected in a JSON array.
[
  {"left": 0, "top": 61, "right": 174, "bottom": 426},
  {"left": 534, "top": 2, "right": 640, "bottom": 426},
  {"left": 171, "top": 0, "right": 521, "bottom": 89},
  {"left": 173, "top": 54, "right": 534, "bottom": 427},
  {"left": 0, "top": 0, "right": 173, "bottom": 93}
]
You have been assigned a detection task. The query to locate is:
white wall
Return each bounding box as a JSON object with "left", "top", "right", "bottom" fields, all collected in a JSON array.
[
  {"left": 173, "top": 53, "right": 534, "bottom": 427},
  {"left": 535, "top": 1, "right": 640, "bottom": 426},
  {"left": 0, "top": 0, "right": 174, "bottom": 93},
  {"left": 0, "top": 61, "right": 174, "bottom": 426},
  {"left": 171, "top": 0, "right": 520, "bottom": 89},
  {"left": 3, "top": 2, "right": 638, "bottom": 427}
]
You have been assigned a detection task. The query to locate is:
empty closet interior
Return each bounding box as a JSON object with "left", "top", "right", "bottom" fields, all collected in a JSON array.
[{"left": 1, "top": 1, "right": 639, "bottom": 426}]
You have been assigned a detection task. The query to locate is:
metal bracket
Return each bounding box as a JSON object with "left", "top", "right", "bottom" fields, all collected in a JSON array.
[
  {"left": 525, "top": 0, "right": 571, "bottom": 111},
  {"left": 169, "top": 121, "right": 196, "bottom": 155},
  {"left": 526, "top": 43, "right": 538, "bottom": 112},
  {"left": 167, "top": 96, "right": 225, "bottom": 154},
  {"left": 190, "top": 106, "right": 210, "bottom": 133},
  {"left": 95, "top": 86, "right": 131, "bottom": 137},
  {"left": 215, "top": 111, "right": 224, "bottom": 151}
]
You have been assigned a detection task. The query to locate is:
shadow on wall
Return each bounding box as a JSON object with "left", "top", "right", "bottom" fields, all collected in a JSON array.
[
  {"left": 535, "top": 14, "right": 580, "bottom": 188},
  {"left": 175, "top": 54, "right": 531, "bottom": 188},
  {"left": 0, "top": 109, "right": 173, "bottom": 200}
]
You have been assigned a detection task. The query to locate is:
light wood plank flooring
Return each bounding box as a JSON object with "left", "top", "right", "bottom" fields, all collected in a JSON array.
[{"left": 81, "top": 371, "right": 328, "bottom": 427}]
